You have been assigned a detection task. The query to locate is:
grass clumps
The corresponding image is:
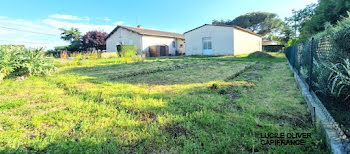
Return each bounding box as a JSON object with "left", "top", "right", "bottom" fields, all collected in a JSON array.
[{"left": 247, "top": 51, "right": 275, "bottom": 58}]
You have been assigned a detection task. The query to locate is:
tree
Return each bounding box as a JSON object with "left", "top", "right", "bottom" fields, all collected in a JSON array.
[
  {"left": 59, "top": 28, "right": 82, "bottom": 42},
  {"left": 284, "top": 3, "right": 316, "bottom": 36},
  {"left": 82, "top": 31, "right": 108, "bottom": 51},
  {"left": 212, "top": 12, "right": 283, "bottom": 36},
  {"left": 59, "top": 28, "right": 83, "bottom": 51},
  {"left": 290, "top": 0, "right": 350, "bottom": 41}
]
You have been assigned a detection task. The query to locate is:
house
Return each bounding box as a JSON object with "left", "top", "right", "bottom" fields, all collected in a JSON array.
[
  {"left": 262, "top": 39, "right": 284, "bottom": 52},
  {"left": 106, "top": 25, "right": 185, "bottom": 56},
  {"left": 262, "top": 39, "right": 279, "bottom": 45},
  {"left": 184, "top": 24, "right": 262, "bottom": 56}
]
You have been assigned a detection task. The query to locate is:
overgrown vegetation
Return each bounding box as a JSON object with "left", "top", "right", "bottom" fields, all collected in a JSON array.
[
  {"left": 0, "top": 53, "right": 328, "bottom": 153},
  {"left": 286, "top": 12, "right": 350, "bottom": 138},
  {"left": 315, "top": 14, "right": 350, "bottom": 101},
  {"left": 0, "top": 46, "right": 56, "bottom": 81}
]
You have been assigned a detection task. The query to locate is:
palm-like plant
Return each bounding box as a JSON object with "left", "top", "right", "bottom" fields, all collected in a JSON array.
[{"left": 328, "top": 59, "right": 350, "bottom": 100}]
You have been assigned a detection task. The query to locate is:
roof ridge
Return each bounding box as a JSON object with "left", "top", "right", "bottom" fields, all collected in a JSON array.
[
  {"left": 106, "top": 25, "right": 184, "bottom": 40},
  {"left": 183, "top": 24, "right": 262, "bottom": 37}
]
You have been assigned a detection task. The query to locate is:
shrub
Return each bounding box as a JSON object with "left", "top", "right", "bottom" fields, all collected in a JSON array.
[
  {"left": 211, "top": 83, "right": 221, "bottom": 90},
  {"left": 115, "top": 45, "right": 143, "bottom": 63},
  {"left": 116, "top": 45, "right": 137, "bottom": 58},
  {"left": 0, "top": 46, "right": 57, "bottom": 81}
]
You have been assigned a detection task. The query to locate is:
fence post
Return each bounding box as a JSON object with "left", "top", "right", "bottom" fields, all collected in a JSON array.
[{"left": 309, "top": 38, "right": 314, "bottom": 91}]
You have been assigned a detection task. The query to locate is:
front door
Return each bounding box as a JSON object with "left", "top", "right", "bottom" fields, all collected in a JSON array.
[
  {"left": 160, "top": 46, "right": 166, "bottom": 56},
  {"left": 202, "top": 37, "right": 212, "bottom": 55}
]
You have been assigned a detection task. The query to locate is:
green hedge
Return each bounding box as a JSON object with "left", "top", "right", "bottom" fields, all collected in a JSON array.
[{"left": 116, "top": 45, "right": 137, "bottom": 57}]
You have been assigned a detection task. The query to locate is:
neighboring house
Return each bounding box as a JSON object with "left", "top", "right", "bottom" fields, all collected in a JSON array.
[
  {"left": 262, "top": 39, "right": 284, "bottom": 52},
  {"left": 106, "top": 25, "right": 185, "bottom": 56},
  {"left": 184, "top": 24, "right": 262, "bottom": 56},
  {"left": 262, "top": 39, "right": 279, "bottom": 45}
]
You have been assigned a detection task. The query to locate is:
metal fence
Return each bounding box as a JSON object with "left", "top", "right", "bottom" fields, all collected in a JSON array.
[
  {"left": 285, "top": 37, "right": 347, "bottom": 95},
  {"left": 285, "top": 37, "right": 350, "bottom": 151}
]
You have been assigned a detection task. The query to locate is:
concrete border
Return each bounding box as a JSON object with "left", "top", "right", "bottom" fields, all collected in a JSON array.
[{"left": 287, "top": 61, "right": 350, "bottom": 154}]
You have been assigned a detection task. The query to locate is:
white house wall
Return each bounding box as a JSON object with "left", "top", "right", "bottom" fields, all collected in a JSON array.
[
  {"left": 141, "top": 35, "right": 179, "bottom": 56},
  {"left": 106, "top": 28, "right": 142, "bottom": 53},
  {"left": 233, "top": 28, "right": 262, "bottom": 55},
  {"left": 185, "top": 25, "right": 234, "bottom": 56}
]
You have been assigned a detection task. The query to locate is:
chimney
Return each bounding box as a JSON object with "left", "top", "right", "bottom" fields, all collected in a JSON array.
[{"left": 137, "top": 25, "right": 142, "bottom": 28}]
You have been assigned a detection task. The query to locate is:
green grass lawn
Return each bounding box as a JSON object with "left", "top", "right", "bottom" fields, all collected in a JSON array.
[{"left": 0, "top": 52, "right": 328, "bottom": 153}]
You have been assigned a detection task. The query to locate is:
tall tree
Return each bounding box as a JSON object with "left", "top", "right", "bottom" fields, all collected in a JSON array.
[
  {"left": 284, "top": 3, "right": 316, "bottom": 36},
  {"left": 82, "top": 31, "right": 108, "bottom": 51},
  {"left": 59, "top": 28, "right": 83, "bottom": 51},
  {"left": 212, "top": 12, "right": 283, "bottom": 36},
  {"left": 59, "top": 28, "right": 82, "bottom": 42},
  {"left": 293, "top": 0, "right": 350, "bottom": 40}
]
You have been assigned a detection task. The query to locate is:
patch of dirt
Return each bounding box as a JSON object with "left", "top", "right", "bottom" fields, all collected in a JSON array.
[
  {"left": 139, "top": 111, "right": 157, "bottom": 122},
  {"left": 248, "top": 52, "right": 274, "bottom": 58},
  {"left": 163, "top": 123, "right": 193, "bottom": 138},
  {"left": 111, "top": 61, "right": 219, "bottom": 80},
  {"left": 259, "top": 112, "right": 312, "bottom": 128},
  {"left": 217, "top": 86, "right": 240, "bottom": 100}
]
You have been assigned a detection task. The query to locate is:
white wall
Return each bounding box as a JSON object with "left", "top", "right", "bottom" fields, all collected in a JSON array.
[
  {"left": 141, "top": 35, "right": 179, "bottom": 56},
  {"left": 106, "top": 28, "right": 142, "bottom": 53},
  {"left": 233, "top": 28, "right": 262, "bottom": 55},
  {"left": 185, "top": 25, "right": 234, "bottom": 56}
]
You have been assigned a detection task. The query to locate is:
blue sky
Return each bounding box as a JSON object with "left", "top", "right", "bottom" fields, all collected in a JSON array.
[{"left": 0, "top": 0, "right": 317, "bottom": 49}]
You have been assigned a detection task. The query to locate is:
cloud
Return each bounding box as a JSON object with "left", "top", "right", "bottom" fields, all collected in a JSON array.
[
  {"left": 114, "top": 21, "right": 124, "bottom": 25},
  {"left": 0, "top": 16, "right": 7, "bottom": 19},
  {"left": 0, "top": 16, "right": 119, "bottom": 49},
  {"left": 43, "top": 19, "right": 115, "bottom": 33},
  {"left": 49, "top": 14, "right": 90, "bottom": 21}
]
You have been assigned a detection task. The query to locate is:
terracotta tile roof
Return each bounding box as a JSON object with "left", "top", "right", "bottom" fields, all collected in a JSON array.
[
  {"left": 183, "top": 24, "right": 262, "bottom": 37},
  {"left": 106, "top": 26, "right": 185, "bottom": 40}
]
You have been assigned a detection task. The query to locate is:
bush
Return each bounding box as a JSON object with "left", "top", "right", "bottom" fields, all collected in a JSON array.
[
  {"left": 116, "top": 45, "right": 137, "bottom": 58},
  {"left": 0, "top": 46, "right": 57, "bottom": 81}
]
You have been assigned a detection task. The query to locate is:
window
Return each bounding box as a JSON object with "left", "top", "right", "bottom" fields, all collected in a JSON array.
[
  {"left": 119, "top": 30, "right": 123, "bottom": 38},
  {"left": 129, "top": 40, "right": 133, "bottom": 45},
  {"left": 202, "top": 37, "right": 212, "bottom": 50},
  {"left": 180, "top": 44, "right": 183, "bottom": 48},
  {"left": 172, "top": 41, "right": 176, "bottom": 48}
]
